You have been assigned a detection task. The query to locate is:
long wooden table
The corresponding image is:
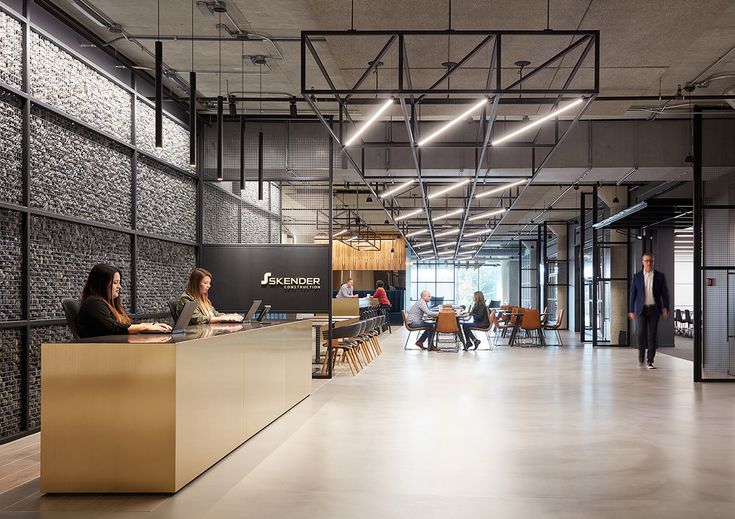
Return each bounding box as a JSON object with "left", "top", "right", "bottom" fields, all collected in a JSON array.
[{"left": 40, "top": 320, "right": 312, "bottom": 493}]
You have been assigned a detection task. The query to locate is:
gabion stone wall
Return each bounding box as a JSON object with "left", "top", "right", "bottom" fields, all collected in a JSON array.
[
  {"left": 203, "top": 183, "right": 239, "bottom": 244},
  {"left": 0, "top": 10, "right": 22, "bottom": 88},
  {"left": 136, "top": 99, "right": 193, "bottom": 171},
  {"left": 0, "top": 210, "right": 23, "bottom": 321},
  {"left": 0, "top": 329, "right": 23, "bottom": 438},
  {"left": 28, "top": 325, "right": 72, "bottom": 429},
  {"left": 30, "top": 107, "right": 133, "bottom": 228},
  {"left": 137, "top": 237, "right": 196, "bottom": 314},
  {"left": 29, "top": 216, "right": 133, "bottom": 320},
  {"left": 29, "top": 31, "right": 132, "bottom": 143},
  {"left": 0, "top": 90, "right": 23, "bottom": 205},
  {"left": 137, "top": 157, "right": 196, "bottom": 242}
]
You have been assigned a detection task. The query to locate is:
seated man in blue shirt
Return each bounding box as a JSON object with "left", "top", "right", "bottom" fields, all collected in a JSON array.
[{"left": 407, "top": 290, "right": 438, "bottom": 350}]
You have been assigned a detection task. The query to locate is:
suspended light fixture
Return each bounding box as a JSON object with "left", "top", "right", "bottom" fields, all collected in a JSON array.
[
  {"left": 464, "top": 228, "right": 492, "bottom": 238},
  {"left": 406, "top": 229, "right": 429, "bottom": 238},
  {"left": 333, "top": 229, "right": 350, "bottom": 237},
  {"left": 239, "top": 40, "right": 246, "bottom": 189},
  {"left": 344, "top": 98, "right": 394, "bottom": 146},
  {"left": 380, "top": 179, "right": 415, "bottom": 198},
  {"left": 460, "top": 241, "right": 483, "bottom": 248},
  {"left": 468, "top": 208, "right": 506, "bottom": 221},
  {"left": 189, "top": 0, "right": 196, "bottom": 166},
  {"left": 434, "top": 228, "right": 460, "bottom": 238},
  {"left": 154, "top": 1, "right": 163, "bottom": 148},
  {"left": 415, "top": 240, "right": 432, "bottom": 247},
  {"left": 417, "top": 98, "right": 487, "bottom": 146},
  {"left": 395, "top": 208, "right": 424, "bottom": 221},
  {"left": 475, "top": 179, "right": 527, "bottom": 199},
  {"left": 491, "top": 98, "right": 584, "bottom": 146},
  {"left": 290, "top": 97, "right": 298, "bottom": 117},
  {"left": 432, "top": 208, "right": 464, "bottom": 222},
  {"left": 427, "top": 179, "right": 471, "bottom": 200},
  {"left": 216, "top": 12, "right": 223, "bottom": 180}
]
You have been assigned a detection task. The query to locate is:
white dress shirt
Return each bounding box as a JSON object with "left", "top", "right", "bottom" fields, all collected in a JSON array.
[{"left": 643, "top": 270, "right": 655, "bottom": 306}]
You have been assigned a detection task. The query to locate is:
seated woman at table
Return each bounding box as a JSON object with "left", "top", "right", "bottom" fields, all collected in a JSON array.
[
  {"left": 77, "top": 264, "right": 171, "bottom": 338},
  {"left": 461, "top": 291, "right": 489, "bottom": 350},
  {"left": 177, "top": 268, "right": 244, "bottom": 325}
]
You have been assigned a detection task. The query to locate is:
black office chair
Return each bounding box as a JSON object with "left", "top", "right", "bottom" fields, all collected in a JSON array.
[
  {"left": 168, "top": 300, "right": 179, "bottom": 321},
  {"left": 61, "top": 298, "right": 82, "bottom": 339}
]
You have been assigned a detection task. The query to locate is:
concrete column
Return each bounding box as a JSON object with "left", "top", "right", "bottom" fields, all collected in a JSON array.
[
  {"left": 548, "top": 224, "right": 568, "bottom": 328},
  {"left": 597, "top": 186, "right": 628, "bottom": 344}
]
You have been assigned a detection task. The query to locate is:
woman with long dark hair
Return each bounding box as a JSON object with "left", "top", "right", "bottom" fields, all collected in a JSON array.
[
  {"left": 177, "top": 268, "right": 243, "bottom": 325},
  {"left": 77, "top": 264, "right": 170, "bottom": 338},
  {"left": 462, "top": 291, "right": 489, "bottom": 350}
]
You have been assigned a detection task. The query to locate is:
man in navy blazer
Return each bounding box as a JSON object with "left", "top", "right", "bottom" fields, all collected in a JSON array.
[{"left": 628, "top": 252, "right": 670, "bottom": 369}]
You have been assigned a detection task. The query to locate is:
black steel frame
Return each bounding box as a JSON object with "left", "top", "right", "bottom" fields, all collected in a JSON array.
[
  {"left": 301, "top": 29, "right": 599, "bottom": 260},
  {"left": 0, "top": 1, "right": 199, "bottom": 444}
]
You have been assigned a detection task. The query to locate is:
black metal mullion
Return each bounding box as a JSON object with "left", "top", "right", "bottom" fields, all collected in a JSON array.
[
  {"left": 693, "top": 110, "right": 703, "bottom": 382},
  {"left": 592, "top": 185, "right": 599, "bottom": 348},
  {"left": 20, "top": 0, "right": 31, "bottom": 434},
  {"left": 130, "top": 74, "right": 138, "bottom": 315}
]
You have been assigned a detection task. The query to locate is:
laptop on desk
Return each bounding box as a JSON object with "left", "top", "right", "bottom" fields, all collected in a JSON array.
[
  {"left": 242, "top": 300, "right": 263, "bottom": 322},
  {"left": 142, "top": 300, "right": 197, "bottom": 335}
]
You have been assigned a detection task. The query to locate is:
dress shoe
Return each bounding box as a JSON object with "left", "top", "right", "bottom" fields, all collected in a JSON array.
[
  {"left": 473, "top": 338, "right": 481, "bottom": 350},
  {"left": 415, "top": 341, "right": 426, "bottom": 350}
]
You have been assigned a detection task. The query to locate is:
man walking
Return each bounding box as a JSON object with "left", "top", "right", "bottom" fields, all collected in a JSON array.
[
  {"left": 628, "top": 252, "right": 670, "bottom": 369},
  {"left": 407, "top": 290, "right": 438, "bottom": 350}
]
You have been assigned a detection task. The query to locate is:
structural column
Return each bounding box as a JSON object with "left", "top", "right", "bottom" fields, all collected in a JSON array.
[{"left": 597, "top": 187, "right": 628, "bottom": 345}]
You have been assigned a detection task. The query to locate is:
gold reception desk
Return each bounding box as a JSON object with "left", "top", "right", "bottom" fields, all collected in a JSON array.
[{"left": 40, "top": 320, "right": 312, "bottom": 493}]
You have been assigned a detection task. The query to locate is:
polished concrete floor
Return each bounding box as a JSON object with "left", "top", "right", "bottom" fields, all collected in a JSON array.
[{"left": 3, "top": 329, "right": 735, "bottom": 518}]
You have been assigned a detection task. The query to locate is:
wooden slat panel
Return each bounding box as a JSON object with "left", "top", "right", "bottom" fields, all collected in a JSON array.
[{"left": 331, "top": 239, "right": 406, "bottom": 271}]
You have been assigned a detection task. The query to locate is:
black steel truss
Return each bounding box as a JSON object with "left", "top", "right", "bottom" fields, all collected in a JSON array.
[{"left": 301, "top": 29, "right": 599, "bottom": 259}]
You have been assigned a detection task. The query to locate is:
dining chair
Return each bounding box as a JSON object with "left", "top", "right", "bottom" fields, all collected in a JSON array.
[{"left": 543, "top": 308, "right": 565, "bottom": 345}]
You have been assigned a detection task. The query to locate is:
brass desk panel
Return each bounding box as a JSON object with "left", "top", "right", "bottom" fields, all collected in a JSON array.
[{"left": 41, "top": 320, "right": 311, "bottom": 493}]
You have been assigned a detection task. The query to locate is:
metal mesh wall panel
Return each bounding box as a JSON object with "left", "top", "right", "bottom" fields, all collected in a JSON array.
[
  {"left": 0, "top": 9, "right": 22, "bottom": 88},
  {"left": 0, "top": 90, "right": 23, "bottom": 205}
]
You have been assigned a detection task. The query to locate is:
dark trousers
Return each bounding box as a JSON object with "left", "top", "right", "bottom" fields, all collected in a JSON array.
[
  {"left": 462, "top": 323, "right": 477, "bottom": 343},
  {"left": 413, "top": 321, "right": 435, "bottom": 345},
  {"left": 636, "top": 306, "right": 660, "bottom": 363}
]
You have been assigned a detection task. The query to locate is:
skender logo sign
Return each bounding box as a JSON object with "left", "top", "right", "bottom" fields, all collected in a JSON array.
[{"left": 260, "top": 272, "right": 321, "bottom": 291}]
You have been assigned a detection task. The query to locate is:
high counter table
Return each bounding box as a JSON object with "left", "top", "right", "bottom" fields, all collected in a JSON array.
[{"left": 40, "top": 319, "right": 312, "bottom": 493}]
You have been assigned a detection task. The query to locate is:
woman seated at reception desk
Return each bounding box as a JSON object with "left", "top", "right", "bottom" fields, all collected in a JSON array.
[
  {"left": 77, "top": 264, "right": 171, "bottom": 338},
  {"left": 177, "top": 268, "right": 244, "bottom": 325}
]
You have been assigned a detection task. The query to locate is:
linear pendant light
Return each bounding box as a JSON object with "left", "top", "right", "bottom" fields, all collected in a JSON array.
[
  {"left": 460, "top": 241, "right": 483, "bottom": 248},
  {"left": 380, "top": 179, "right": 415, "bottom": 198},
  {"left": 475, "top": 179, "right": 527, "bottom": 199},
  {"left": 434, "top": 228, "right": 460, "bottom": 238},
  {"left": 333, "top": 229, "right": 349, "bottom": 237},
  {"left": 258, "top": 132, "right": 264, "bottom": 199},
  {"left": 432, "top": 208, "right": 464, "bottom": 222},
  {"left": 216, "top": 95, "right": 223, "bottom": 180},
  {"left": 464, "top": 228, "right": 491, "bottom": 238},
  {"left": 405, "top": 229, "right": 429, "bottom": 238},
  {"left": 155, "top": 40, "right": 163, "bottom": 148},
  {"left": 427, "top": 178, "right": 471, "bottom": 200},
  {"left": 414, "top": 240, "right": 432, "bottom": 247},
  {"left": 239, "top": 116, "right": 246, "bottom": 187},
  {"left": 468, "top": 208, "right": 506, "bottom": 221},
  {"left": 189, "top": 0, "right": 196, "bottom": 165},
  {"left": 418, "top": 98, "right": 488, "bottom": 146},
  {"left": 492, "top": 98, "right": 584, "bottom": 146},
  {"left": 395, "top": 208, "right": 424, "bottom": 221},
  {"left": 345, "top": 98, "right": 393, "bottom": 146}
]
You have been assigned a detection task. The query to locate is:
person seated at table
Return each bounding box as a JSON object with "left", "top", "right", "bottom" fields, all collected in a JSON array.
[
  {"left": 460, "top": 291, "right": 490, "bottom": 350},
  {"left": 77, "top": 264, "right": 171, "bottom": 338},
  {"left": 373, "top": 280, "right": 391, "bottom": 309},
  {"left": 407, "top": 290, "right": 438, "bottom": 350},
  {"left": 336, "top": 277, "right": 359, "bottom": 298},
  {"left": 177, "top": 268, "right": 244, "bottom": 325}
]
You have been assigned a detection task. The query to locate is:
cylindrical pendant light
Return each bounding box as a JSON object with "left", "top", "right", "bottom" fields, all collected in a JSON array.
[
  {"left": 240, "top": 116, "right": 246, "bottom": 188},
  {"left": 189, "top": 71, "right": 196, "bottom": 166},
  {"left": 155, "top": 40, "right": 163, "bottom": 149},
  {"left": 217, "top": 95, "right": 224, "bottom": 181},
  {"left": 257, "top": 131, "right": 264, "bottom": 200}
]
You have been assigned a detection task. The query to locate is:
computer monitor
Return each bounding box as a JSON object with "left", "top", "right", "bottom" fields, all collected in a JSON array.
[
  {"left": 243, "top": 300, "right": 262, "bottom": 321},
  {"left": 256, "top": 304, "right": 271, "bottom": 323}
]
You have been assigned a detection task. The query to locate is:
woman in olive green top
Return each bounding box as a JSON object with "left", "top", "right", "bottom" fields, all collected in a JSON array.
[{"left": 177, "top": 268, "right": 243, "bottom": 325}]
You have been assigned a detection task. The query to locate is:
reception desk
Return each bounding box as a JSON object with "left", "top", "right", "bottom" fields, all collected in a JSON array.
[{"left": 40, "top": 320, "right": 312, "bottom": 493}]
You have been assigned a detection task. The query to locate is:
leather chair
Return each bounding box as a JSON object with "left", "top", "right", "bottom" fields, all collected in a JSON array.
[
  {"left": 434, "top": 310, "right": 460, "bottom": 351},
  {"left": 466, "top": 308, "right": 495, "bottom": 350},
  {"left": 543, "top": 308, "right": 565, "bottom": 345},
  {"left": 61, "top": 298, "right": 82, "bottom": 339},
  {"left": 168, "top": 299, "right": 179, "bottom": 321},
  {"left": 402, "top": 310, "right": 428, "bottom": 350}
]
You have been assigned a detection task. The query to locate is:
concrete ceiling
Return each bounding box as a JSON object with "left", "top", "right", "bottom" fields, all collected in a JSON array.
[{"left": 47, "top": 0, "right": 735, "bottom": 252}]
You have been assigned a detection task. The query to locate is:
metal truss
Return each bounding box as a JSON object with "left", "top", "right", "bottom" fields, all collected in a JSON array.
[{"left": 301, "top": 29, "right": 599, "bottom": 260}]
